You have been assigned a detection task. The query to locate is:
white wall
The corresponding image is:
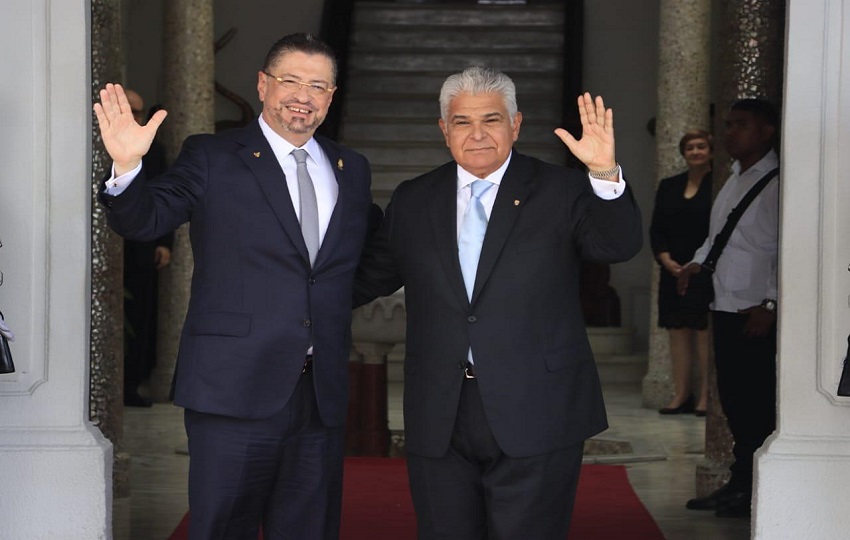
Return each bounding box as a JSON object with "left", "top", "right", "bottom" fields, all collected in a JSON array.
[
  {"left": 754, "top": 0, "right": 850, "bottom": 537},
  {"left": 0, "top": 0, "right": 112, "bottom": 537}
]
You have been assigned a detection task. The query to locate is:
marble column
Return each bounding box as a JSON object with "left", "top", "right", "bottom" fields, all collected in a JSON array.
[
  {"left": 693, "top": 0, "right": 786, "bottom": 499},
  {"left": 90, "top": 0, "right": 129, "bottom": 500},
  {"left": 150, "top": 0, "right": 215, "bottom": 402},
  {"left": 644, "top": 0, "right": 712, "bottom": 410}
]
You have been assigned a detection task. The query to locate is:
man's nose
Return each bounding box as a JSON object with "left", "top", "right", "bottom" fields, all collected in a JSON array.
[{"left": 293, "top": 84, "right": 311, "bottom": 100}]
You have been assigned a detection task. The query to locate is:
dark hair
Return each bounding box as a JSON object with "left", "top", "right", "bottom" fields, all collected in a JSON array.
[
  {"left": 262, "top": 33, "right": 337, "bottom": 84},
  {"left": 678, "top": 129, "right": 713, "bottom": 156},
  {"left": 730, "top": 98, "right": 779, "bottom": 128}
]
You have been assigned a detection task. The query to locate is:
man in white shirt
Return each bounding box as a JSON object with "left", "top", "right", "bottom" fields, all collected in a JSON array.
[{"left": 679, "top": 98, "right": 780, "bottom": 519}]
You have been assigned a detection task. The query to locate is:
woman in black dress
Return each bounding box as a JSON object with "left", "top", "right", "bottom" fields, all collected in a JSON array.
[{"left": 650, "top": 130, "right": 713, "bottom": 415}]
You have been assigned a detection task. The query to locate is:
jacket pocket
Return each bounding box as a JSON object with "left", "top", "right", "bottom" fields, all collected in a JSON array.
[{"left": 544, "top": 335, "right": 593, "bottom": 372}]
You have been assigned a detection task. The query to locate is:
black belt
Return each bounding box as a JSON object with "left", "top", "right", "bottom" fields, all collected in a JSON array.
[
  {"left": 463, "top": 363, "right": 476, "bottom": 379},
  {"left": 302, "top": 355, "right": 313, "bottom": 375}
]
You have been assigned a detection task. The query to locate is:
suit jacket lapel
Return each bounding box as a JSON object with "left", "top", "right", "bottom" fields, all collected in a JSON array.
[
  {"left": 428, "top": 165, "right": 470, "bottom": 307},
  {"left": 471, "top": 152, "right": 534, "bottom": 303},
  {"left": 236, "top": 120, "right": 310, "bottom": 264},
  {"left": 313, "top": 136, "right": 347, "bottom": 268}
]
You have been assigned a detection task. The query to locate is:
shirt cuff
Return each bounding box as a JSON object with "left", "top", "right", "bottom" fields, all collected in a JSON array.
[
  {"left": 103, "top": 162, "right": 142, "bottom": 196},
  {"left": 588, "top": 168, "right": 626, "bottom": 200}
]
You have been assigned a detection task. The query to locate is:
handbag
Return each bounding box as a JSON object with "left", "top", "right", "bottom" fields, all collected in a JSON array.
[
  {"left": 0, "top": 311, "right": 14, "bottom": 374},
  {"left": 679, "top": 167, "right": 780, "bottom": 316},
  {"left": 838, "top": 334, "right": 850, "bottom": 396}
]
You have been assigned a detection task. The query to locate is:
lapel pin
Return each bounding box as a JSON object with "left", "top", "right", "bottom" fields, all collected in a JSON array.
[
  {"left": 514, "top": 199, "right": 521, "bottom": 206},
  {"left": 337, "top": 159, "right": 344, "bottom": 170},
  {"left": 253, "top": 152, "right": 261, "bottom": 158}
]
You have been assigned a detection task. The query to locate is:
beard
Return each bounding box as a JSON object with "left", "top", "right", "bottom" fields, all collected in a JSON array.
[{"left": 271, "top": 102, "right": 324, "bottom": 135}]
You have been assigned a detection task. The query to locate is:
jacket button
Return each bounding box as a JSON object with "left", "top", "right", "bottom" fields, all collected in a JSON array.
[
  {"left": 303, "top": 319, "right": 312, "bottom": 327},
  {"left": 309, "top": 278, "right": 316, "bottom": 284},
  {"left": 467, "top": 315, "right": 477, "bottom": 323}
]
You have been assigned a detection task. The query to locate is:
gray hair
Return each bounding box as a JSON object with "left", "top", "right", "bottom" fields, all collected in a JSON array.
[{"left": 439, "top": 66, "right": 518, "bottom": 125}]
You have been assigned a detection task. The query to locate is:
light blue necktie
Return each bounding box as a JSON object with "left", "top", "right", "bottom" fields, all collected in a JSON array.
[{"left": 458, "top": 180, "right": 492, "bottom": 301}]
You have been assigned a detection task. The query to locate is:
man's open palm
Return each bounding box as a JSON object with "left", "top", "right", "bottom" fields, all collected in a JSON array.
[
  {"left": 93, "top": 83, "right": 167, "bottom": 175},
  {"left": 553, "top": 93, "right": 616, "bottom": 173}
]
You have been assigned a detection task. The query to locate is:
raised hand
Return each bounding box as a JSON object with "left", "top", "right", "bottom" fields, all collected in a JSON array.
[
  {"left": 93, "top": 83, "right": 167, "bottom": 176},
  {"left": 553, "top": 93, "right": 616, "bottom": 175}
]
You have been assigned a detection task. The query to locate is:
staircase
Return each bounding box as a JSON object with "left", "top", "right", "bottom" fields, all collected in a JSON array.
[{"left": 338, "top": 1, "right": 568, "bottom": 208}]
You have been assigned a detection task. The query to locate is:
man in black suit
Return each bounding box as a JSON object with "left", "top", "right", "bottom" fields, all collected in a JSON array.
[
  {"left": 95, "top": 34, "right": 373, "bottom": 539},
  {"left": 355, "top": 66, "right": 642, "bottom": 539}
]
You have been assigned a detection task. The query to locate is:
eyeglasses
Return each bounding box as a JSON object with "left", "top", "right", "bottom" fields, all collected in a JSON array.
[{"left": 263, "top": 72, "right": 334, "bottom": 97}]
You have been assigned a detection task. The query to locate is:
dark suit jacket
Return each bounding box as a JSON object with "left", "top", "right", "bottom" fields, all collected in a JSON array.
[
  {"left": 101, "top": 119, "right": 373, "bottom": 426},
  {"left": 355, "top": 151, "right": 642, "bottom": 457}
]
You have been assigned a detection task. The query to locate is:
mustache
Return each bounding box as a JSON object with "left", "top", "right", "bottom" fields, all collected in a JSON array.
[{"left": 272, "top": 102, "right": 316, "bottom": 113}]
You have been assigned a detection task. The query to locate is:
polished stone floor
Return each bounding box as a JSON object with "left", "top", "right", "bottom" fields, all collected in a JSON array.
[{"left": 115, "top": 383, "right": 751, "bottom": 540}]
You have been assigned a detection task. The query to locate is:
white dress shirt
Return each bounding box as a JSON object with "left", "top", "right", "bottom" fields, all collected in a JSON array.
[{"left": 690, "top": 149, "right": 779, "bottom": 313}]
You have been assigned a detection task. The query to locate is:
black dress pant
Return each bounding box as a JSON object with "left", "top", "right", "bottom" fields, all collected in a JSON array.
[
  {"left": 183, "top": 370, "right": 344, "bottom": 540},
  {"left": 406, "top": 378, "right": 584, "bottom": 540},
  {"left": 712, "top": 310, "right": 777, "bottom": 491}
]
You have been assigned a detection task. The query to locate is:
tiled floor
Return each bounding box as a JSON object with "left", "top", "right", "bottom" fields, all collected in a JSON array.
[{"left": 116, "top": 383, "right": 750, "bottom": 540}]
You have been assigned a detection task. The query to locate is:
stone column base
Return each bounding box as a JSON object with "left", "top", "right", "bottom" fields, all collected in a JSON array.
[
  {"left": 694, "top": 459, "right": 731, "bottom": 498},
  {"left": 754, "top": 434, "right": 850, "bottom": 539},
  {"left": 0, "top": 426, "right": 113, "bottom": 537}
]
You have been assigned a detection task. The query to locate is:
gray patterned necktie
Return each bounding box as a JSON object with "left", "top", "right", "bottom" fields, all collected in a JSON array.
[{"left": 292, "top": 149, "right": 319, "bottom": 266}]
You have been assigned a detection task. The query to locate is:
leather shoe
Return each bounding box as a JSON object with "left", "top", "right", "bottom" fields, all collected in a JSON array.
[
  {"left": 124, "top": 391, "right": 153, "bottom": 408},
  {"left": 659, "top": 394, "right": 695, "bottom": 415},
  {"left": 715, "top": 492, "right": 752, "bottom": 518},
  {"left": 686, "top": 483, "right": 748, "bottom": 510}
]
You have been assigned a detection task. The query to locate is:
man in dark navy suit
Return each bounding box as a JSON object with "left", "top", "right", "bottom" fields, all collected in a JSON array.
[
  {"left": 355, "top": 67, "right": 642, "bottom": 539},
  {"left": 95, "top": 34, "right": 373, "bottom": 539}
]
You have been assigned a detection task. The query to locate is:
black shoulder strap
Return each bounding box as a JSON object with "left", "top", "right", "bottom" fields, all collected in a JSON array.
[{"left": 702, "top": 167, "right": 779, "bottom": 272}]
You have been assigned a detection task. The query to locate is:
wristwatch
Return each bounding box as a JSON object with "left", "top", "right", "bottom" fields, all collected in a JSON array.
[{"left": 760, "top": 298, "right": 777, "bottom": 312}]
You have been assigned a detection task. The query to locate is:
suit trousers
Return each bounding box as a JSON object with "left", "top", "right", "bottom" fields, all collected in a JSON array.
[
  {"left": 183, "top": 369, "right": 345, "bottom": 540},
  {"left": 406, "top": 378, "right": 584, "bottom": 540},
  {"left": 712, "top": 311, "right": 777, "bottom": 491}
]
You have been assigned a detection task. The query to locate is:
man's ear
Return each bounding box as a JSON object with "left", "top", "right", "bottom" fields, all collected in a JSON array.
[
  {"left": 761, "top": 122, "right": 776, "bottom": 144},
  {"left": 438, "top": 118, "right": 450, "bottom": 147},
  {"left": 512, "top": 112, "right": 523, "bottom": 142},
  {"left": 257, "top": 71, "right": 267, "bottom": 102}
]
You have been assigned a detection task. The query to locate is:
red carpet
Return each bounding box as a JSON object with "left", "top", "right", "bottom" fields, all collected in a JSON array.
[{"left": 167, "top": 459, "right": 664, "bottom": 539}]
